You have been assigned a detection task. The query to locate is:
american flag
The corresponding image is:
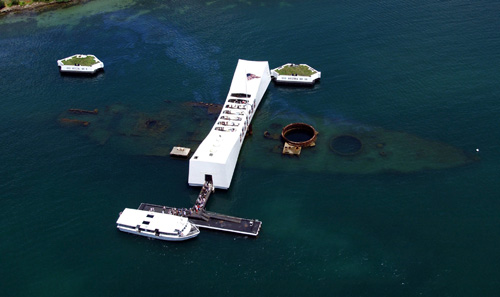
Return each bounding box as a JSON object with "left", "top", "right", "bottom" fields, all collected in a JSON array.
[{"left": 247, "top": 73, "right": 260, "bottom": 80}]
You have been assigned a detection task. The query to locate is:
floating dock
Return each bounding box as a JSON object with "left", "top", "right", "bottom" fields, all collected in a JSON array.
[
  {"left": 138, "top": 203, "right": 262, "bottom": 236},
  {"left": 135, "top": 181, "right": 262, "bottom": 236}
]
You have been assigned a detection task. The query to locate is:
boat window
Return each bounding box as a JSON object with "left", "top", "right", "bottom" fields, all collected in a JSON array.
[
  {"left": 162, "top": 232, "right": 177, "bottom": 236},
  {"left": 117, "top": 223, "right": 135, "bottom": 229},
  {"left": 228, "top": 99, "right": 248, "bottom": 104},
  {"left": 142, "top": 221, "right": 150, "bottom": 225},
  {"left": 146, "top": 214, "right": 154, "bottom": 218},
  {"left": 230, "top": 93, "right": 251, "bottom": 98}
]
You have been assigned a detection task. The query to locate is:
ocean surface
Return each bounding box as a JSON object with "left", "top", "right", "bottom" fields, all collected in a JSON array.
[{"left": 1, "top": 0, "right": 500, "bottom": 296}]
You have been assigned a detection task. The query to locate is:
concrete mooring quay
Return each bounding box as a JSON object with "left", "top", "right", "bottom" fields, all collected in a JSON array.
[{"left": 138, "top": 182, "right": 262, "bottom": 236}]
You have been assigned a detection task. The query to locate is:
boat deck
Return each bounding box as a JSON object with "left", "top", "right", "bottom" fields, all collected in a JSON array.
[{"left": 138, "top": 202, "right": 262, "bottom": 236}]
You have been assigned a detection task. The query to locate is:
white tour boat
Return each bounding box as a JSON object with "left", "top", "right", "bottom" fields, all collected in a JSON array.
[
  {"left": 188, "top": 59, "right": 271, "bottom": 189},
  {"left": 116, "top": 208, "right": 200, "bottom": 241}
]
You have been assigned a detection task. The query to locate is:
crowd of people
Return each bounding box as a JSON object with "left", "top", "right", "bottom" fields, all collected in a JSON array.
[{"left": 162, "top": 181, "right": 213, "bottom": 217}]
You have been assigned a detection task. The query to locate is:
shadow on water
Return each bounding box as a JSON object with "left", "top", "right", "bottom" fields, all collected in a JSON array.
[{"left": 58, "top": 69, "right": 105, "bottom": 78}]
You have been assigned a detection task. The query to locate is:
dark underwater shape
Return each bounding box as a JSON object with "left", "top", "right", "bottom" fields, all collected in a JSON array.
[
  {"left": 250, "top": 118, "right": 477, "bottom": 174},
  {"left": 58, "top": 102, "right": 476, "bottom": 174}
]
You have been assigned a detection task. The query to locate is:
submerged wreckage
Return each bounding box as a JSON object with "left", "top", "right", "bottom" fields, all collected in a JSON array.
[
  {"left": 57, "top": 60, "right": 478, "bottom": 242},
  {"left": 58, "top": 101, "right": 477, "bottom": 175},
  {"left": 58, "top": 62, "right": 479, "bottom": 241}
]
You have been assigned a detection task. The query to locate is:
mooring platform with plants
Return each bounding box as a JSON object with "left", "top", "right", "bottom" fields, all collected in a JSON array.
[
  {"left": 271, "top": 63, "right": 321, "bottom": 86},
  {"left": 57, "top": 54, "right": 104, "bottom": 74}
]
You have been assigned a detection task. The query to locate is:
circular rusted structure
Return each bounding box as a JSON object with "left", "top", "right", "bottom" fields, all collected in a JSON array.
[
  {"left": 329, "top": 135, "right": 363, "bottom": 156},
  {"left": 281, "top": 123, "right": 318, "bottom": 147}
]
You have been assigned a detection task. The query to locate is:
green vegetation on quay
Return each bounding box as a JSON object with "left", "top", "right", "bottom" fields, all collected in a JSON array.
[
  {"left": 1, "top": 0, "right": 72, "bottom": 9},
  {"left": 61, "top": 55, "right": 98, "bottom": 66},
  {"left": 275, "top": 64, "right": 317, "bottom": 77}
]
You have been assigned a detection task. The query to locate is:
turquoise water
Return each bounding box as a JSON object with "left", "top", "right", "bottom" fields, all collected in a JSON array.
[{"left": 1, "top": 0, "right": 500, "bottom": 296}]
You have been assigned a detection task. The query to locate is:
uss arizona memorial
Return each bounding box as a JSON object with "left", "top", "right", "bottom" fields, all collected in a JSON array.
[
  {"left": 188, "top": 59, "right": 271, "bottom": 189},
  {"left": 115, "top": 59, "right": 319, "bottom": 240},
  {"left": 116, "top": 60, "right": 271, "bottom": 241}
]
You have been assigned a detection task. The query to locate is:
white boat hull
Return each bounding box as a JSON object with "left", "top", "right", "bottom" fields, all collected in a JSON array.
[{"left": 117, "top": 225, "right": 199, "bottom": 241}]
